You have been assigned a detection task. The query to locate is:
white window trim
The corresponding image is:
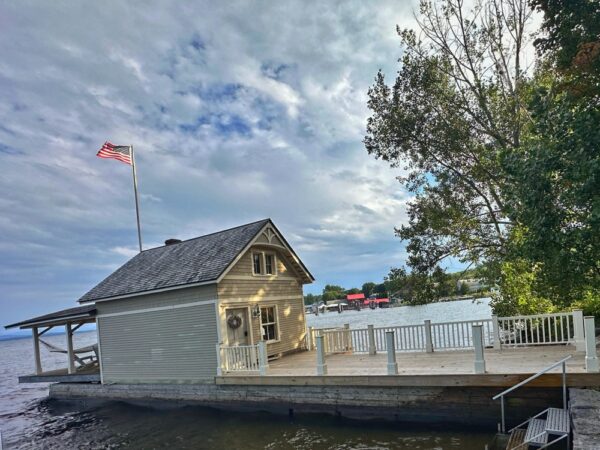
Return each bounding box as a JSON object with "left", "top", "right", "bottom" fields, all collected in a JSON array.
[
  {"left": 252, "top": 251, "right": 278, "bottom": 277},
  {"left": 259, "top": 304, "right": 280, "bottom": 343}
]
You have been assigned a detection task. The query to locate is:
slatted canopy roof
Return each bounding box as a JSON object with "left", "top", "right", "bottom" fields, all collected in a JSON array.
[{"left": 5, "top": 305, "right": 97, "bottom": 329}]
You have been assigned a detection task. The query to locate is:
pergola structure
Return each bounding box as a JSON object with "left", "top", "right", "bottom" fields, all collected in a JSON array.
[{"left": 5, "top": 305, "right": 100, "bottom": 383}]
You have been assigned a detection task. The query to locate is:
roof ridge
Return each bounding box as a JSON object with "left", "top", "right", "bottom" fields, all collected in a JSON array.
[{"left": 141, "top": 218, "right": 271, "bottom": 252}]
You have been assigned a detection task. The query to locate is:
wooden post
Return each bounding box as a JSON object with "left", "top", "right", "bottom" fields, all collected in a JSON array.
[
  {"left": 584, "top": 316, "right": 599, "bottom": 373},
  {"left": 343, "top": 323, "right": 351, "bottom": 352},
  {"left": 368, "top": 324, "right": 376, "bottom": 355},
  {"left": 307, "top": 326, "right": 314, "bottom": 351},
  {"left": 424, "top": 320, "right": 433, "bottom": 353},
  {"left": 316, "top": 335, "right": 328, "bottom": 375},
  {"left": 573, "top": 309, "right": 586, "bottom": 352},
  {"left": 32, "top": 327, "right": 42, "bottom": 375},
  {"left": 386, "top": 331, "right": 398, "bottom": 375},
  {"left": 492, "top": 315, "right": 501, "bottom": 350},
  {"left": 258, "top": 341, "right": 268, "bottom": 376},
  {"left": 66, "top": 323, "right": 75, "bottom": 374},
  {"left": 215, "top": 344, "right": 223, "bottom": 376},
  {"left": 473, "top": 325, "right": 486, "bottom": 374}
]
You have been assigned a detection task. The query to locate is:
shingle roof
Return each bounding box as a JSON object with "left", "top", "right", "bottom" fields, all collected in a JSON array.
[
  {"left": 79, "top": 219, "right": 271, "bottom": 303},
  {"left": 5, "top": 305, "right": 97, "bottom": 329}
]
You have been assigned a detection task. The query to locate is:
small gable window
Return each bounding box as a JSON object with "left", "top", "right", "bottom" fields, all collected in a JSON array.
[
  {"left": 253, "top": 253, "right": 262, "bottom": 275},
  {"left": 265, "top": 254, "right": 274, "bottom": 275},
  {"left": 252, "top": 251, "right": 277, "bottom": 276}
]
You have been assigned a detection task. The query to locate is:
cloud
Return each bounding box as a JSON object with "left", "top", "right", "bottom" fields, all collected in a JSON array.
[{"left": 0, "top": 0, "right": 419, "bottom": 331}]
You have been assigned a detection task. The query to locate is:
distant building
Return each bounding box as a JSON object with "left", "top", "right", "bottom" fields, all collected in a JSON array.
[{"left": 457, "top": 278, "right": 487, "bottom": 293}]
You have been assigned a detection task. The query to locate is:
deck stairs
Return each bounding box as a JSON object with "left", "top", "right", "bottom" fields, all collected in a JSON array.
[
  {"left": 505, "top": 407, "right": 569, "bottom": 449},
  {"left": 493, "top": 355, "right": 573, "bottom": 450}
]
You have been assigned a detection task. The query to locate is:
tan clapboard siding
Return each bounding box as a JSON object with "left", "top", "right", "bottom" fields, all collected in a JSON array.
[
  {"left": 218, "top": 246, "right": 307, "bottom": 355},
  {"left": 96, "top": 284, "right": 217, "bottom": 315},
  {"left": 98, "top": 302, "right": 218, "bottom": 383}
]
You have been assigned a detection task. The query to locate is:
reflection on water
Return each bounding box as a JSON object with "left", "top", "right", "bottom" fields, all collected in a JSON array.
[
  {"left": 8, "top": 399, "right": 492, "bottom": 449},
  {"left": 0, "top": 301, "right": 495, "bottom": 449}
]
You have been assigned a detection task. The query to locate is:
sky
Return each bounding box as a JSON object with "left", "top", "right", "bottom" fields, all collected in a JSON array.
[{"left": 0, "top": 0, "right": 457, "bottom": 335}]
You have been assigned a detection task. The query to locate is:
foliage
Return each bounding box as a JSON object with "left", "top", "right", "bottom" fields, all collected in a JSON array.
[
  {"left": 489, "top": 259, "right": 555, "bottom": 316},
  {"left": 361, "top": 282, "right": 376, "bottom": 297},
  {"left": 365, "top": 0, "right": 600, "bottom": 314},
  {"left": 365, "top": 0, "right": 532, "bottom": 276}
]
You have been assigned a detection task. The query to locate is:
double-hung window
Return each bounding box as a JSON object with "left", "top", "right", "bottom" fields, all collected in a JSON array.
[
  {"left": 253, "top": 253, "right": 262, "bottom": 275},
  {"left": 260, "top": 306, "right": 278, "bottom": 342},
  {"left": 252, "top": 252, "right": 277, "bottom": 276}
]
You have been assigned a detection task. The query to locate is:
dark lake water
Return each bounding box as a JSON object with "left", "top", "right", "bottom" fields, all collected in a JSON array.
[{"left": 1, "top": 300, "right": 495, "bottom": 449}]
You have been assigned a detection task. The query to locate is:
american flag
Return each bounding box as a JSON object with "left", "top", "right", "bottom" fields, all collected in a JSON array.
[{"left": 97, "top": 142, "right": 132, "bottom": 165}]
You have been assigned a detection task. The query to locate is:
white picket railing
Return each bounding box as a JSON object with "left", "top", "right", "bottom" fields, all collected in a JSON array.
[
  {"left": 497, "top": 312, "right": 575, "bottom": 347},
  {"left": 219, "top": 344, "right": 260, "bottom": 372},
  {"left": 431, "top": 319, "right": 494, "bottom": 349},
  {"left": 373, "top": 325, "right": 426, "bottom": 352},
  {"left": 315, "top": 311, "right": 583, "bottom": 355}
]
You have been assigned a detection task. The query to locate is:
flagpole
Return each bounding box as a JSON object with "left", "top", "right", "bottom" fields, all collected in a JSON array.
[{"left": 130, "top": 145, "right": 143, "bottom": 253}]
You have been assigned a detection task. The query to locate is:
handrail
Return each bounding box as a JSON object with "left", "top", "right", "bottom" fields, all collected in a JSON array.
[
  {"left": 492, "top": 355, "right": 572, "bottom": 400},
  {"left": 492, "top": 354, "right": 572, "bottom": 434}
]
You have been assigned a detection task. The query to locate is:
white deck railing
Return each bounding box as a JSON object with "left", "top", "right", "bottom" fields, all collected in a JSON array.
[
  {"left": 219, "top": 344, "right": 260, "bottom": 372},
  {"left": 431, "top": 319, "right": 494, "bottom": 349},
  {"left": 312, "top": 310, "right": 584, "bottom": 355},
  {"left": 497, "top": 312, "right": 576, "bottom": 347}
]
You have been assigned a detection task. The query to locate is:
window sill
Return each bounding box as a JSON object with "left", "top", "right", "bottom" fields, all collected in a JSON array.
[{"left": 263, "top": 339, "right": 280, "bottom": 344}]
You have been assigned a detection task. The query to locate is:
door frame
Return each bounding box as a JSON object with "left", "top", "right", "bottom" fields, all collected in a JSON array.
[{"left": 224, "top": 306, "right": 254, "bottom": 346}]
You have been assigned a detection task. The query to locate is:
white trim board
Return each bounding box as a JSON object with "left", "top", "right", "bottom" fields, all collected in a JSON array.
[
  {"left": 80, "top": 280, "right": 217, "bottom": 304},
  {"left": 97, "top": 299, "right": 218, "bottom": 319},
  {"left": 218, "top": 295, "right": 303, "bottom": 304}
]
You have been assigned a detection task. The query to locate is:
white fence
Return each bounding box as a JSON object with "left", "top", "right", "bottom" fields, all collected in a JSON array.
[
  {"left": 313, "top": 311, "right": 584, "bottom": 355},
  {"left": 431, "top": 319, "right": 494, "bottom": 349},
  {"left": 218, "top": 341, "right": 269, "bottom": 374},
  {"left": 497, "top": 312, "right": 576, "bottom": 347}
]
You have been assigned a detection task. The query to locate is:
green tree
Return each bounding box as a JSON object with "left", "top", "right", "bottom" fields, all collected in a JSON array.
[
  {"left": 322, "top": 284, "right": 345, "bottom": 302},
  {"left": 365, "top": 0, "right": 599, "bottom": 314},
  {"left": 365, "top": 0, "right": 532, "bottom": 276},
  {"left": 361, "top": 282, "right": 376, "bottom": 297}
]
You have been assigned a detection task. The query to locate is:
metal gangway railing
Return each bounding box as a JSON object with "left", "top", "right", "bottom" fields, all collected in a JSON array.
[{"left": 492, "top": 355, "right": 572, "bottom": 449}]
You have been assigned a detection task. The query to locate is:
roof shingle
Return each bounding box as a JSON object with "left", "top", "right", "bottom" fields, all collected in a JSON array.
[{"left": 79, "top": 219, "right": 270, "bottom": 303}]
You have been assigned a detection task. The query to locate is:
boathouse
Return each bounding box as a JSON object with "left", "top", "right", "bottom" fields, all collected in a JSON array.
[{"left": 6, "top": 219, "right": 314, "bottom": 384}]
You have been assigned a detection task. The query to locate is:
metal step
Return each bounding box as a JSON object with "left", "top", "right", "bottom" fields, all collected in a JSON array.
[
  {"left": 524, "top": 419, "right": 548, "bottom": 446},
  {"left": 506, "top": 428, "right": 526, "bottom": 450},
  {"left": 545, "top": 408, "right": 569, "bottom": 435}
]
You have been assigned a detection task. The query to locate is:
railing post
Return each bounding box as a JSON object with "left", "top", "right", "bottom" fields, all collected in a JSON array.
[
  {"left": 424, "top": 320, "right": 433, "bottom": 353},
  {"left": 216, "top": 344, "right": 223, "bottom": 376},
  {"left": 316, "top": 335, "right": 328, "bottom": 375},
  {"left": 258, "top": 341, "right": 268, "bottom": 376},
  {"left": 368, "top": 324, "right": 377, "bottom": 355},
  {"left": 492, "top": 315, "right": 501, "bottom": 350},
  {"left": 562, "top": 361, "right": 567, "bottom": 411},
  {"left": 66, "top": 323, "right": 75, "bottom": 375},
  {"left": 573, "top": 309, "right": 586, "bottom": 352},
  {"left": 307, "top": 326, "right": 314, "bottom": 351},
  {"left": 473, "top": 325, "right": 486, "bottom": 374},
  {"left": 344, "top": 323, "right": 352, "bottom": 352},
  {"left": 32, "top": 326, "right": 42, "bottom": 375},
  {"left": 386, "top": 331, "right": 398, "bottom": 375},
  {"left": 584, "top": 316, "right": 599, "bottom": 373},
  {"left": 500, "top": 396, "right": 506, "bottom": 433}
]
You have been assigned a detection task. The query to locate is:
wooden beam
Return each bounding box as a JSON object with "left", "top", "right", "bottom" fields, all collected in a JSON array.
[
  {"left": 66, "top": 323, "right": 75, "bottom": 374},
  {"left": 215, "top": 372, "right": 600, "bottom": 388},
  {"left": 71, "top": 322, "right": 85, "bottom": 333},
  {"left": 32, "top": 327, "right": 42, "bottom": 375},
  {"left": 38, "top": 326, "right": 53, "bottom": 337}
]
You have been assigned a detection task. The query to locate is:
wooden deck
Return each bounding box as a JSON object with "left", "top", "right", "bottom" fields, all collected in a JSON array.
[
  {"left": 218, "top": 345, "right": 600, "bottom": 387},
  {"left": 19, "top": 366, "right": 100, "bottom": 383}
]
